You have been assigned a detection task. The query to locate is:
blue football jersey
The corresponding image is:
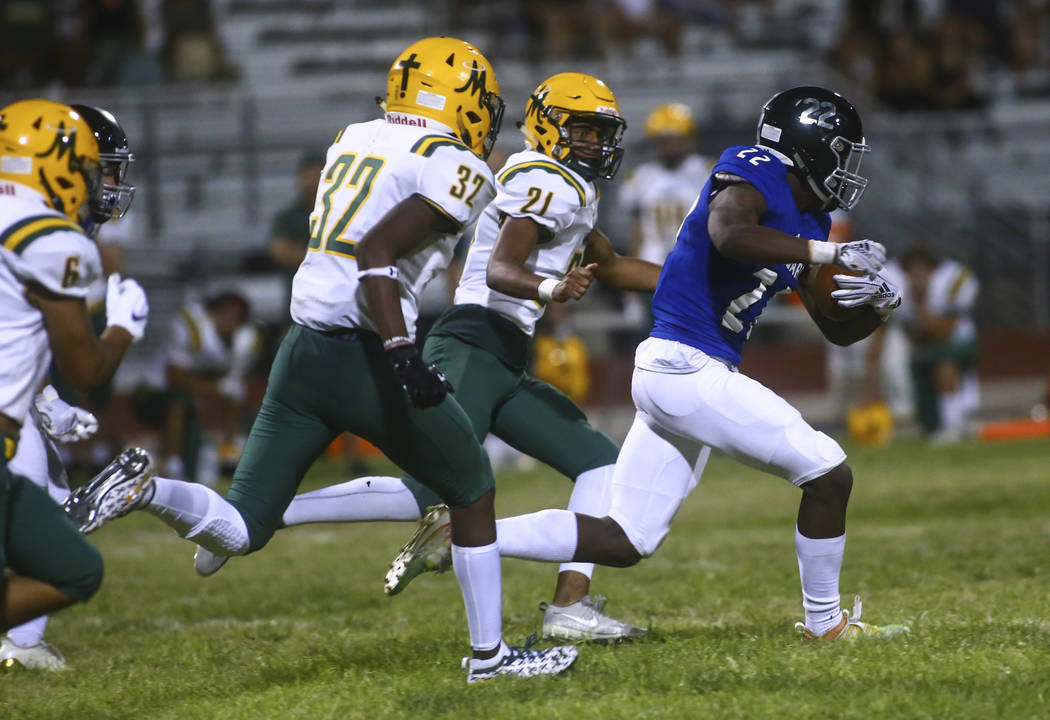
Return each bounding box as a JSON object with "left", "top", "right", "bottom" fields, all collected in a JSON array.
[{"left": 650, "top": 145, "right": 832, "bottom": 366}]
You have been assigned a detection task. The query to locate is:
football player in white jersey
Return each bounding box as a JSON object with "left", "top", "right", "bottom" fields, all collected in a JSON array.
[
  {"left": 66, "top": 37, "right": 578, "bottom": 682},
  {"left": 228, "top": 72, "right": 662, "bottom": 642},
  {"left": 0, "top": 99, "right": 148, "bottom": 653},
  {"left": 2, "top": 102, "right": 142, "bottom": 671},
  {"left": 622, "top": 103, "right": 714, "bottom": 267},
  {"left": 131, "top": 290, "right": 259, "bottom": 486}
]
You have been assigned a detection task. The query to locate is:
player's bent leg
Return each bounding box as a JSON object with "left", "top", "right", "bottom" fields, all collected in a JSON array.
[
  {"left": 4, "top": 474, "right": 103, "bottom": 634},
  {"left": 490, "top": 375, "right": 647, "bottom": 638},
  {"left": 605, "top": 408, "right": 709, "bottom": 560}
]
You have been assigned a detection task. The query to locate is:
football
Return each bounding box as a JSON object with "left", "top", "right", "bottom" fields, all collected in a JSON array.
[{"left": 810, "top": 262, "right": 864, "bottom": 321}]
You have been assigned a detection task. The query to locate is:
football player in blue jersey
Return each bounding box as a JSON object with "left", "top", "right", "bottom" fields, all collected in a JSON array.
[{"left": 493, "top": 86, "right": 910, "bottom": 640}]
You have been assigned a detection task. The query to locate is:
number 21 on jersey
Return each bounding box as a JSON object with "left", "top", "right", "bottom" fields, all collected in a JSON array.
[{"left": 308, "top": 153, "right": 386, "bottom": 258}]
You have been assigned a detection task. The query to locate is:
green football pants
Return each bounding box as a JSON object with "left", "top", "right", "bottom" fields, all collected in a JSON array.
[
  {"left": 402, "top": 333, "right": 619, "bottom": 511},
  {"left": 225, "top": 325, "right": 493, "bottom": 551},
  {"left": 1, "top": 460, "right": 104, "bottom": 603}
]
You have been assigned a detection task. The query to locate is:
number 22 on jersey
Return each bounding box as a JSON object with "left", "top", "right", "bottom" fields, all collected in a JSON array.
[{"left": 308, "top": 153, "right": 386, "bottom": 258}]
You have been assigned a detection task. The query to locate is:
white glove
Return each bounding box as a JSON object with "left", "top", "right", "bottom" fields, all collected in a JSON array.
[
  {"left": 835, "top": 239, "right": 886, "bottom": 276},
  {"left": 831, "top": 272, "right": 903, "bottom": 317},
  {"left": 34, "top": 385, "right": 99, "bottom": 442},
  {"left": 106, "top": 273, "right": 149, "bottom": 343}
]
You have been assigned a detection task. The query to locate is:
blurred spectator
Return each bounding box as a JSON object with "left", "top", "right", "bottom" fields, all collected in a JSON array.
[
  {"left": 601, "top": 0, "right": 683, "bottom": 57},
  {"left": 131, "top": 290, "right": 260, "bottom": 486},
  {"left": 523, "top": 0, "right": 602, "bottom": 60},
  {"left": 163, "top": 0, "right": 235, "bottom": 82},
  {"left": 876, "top": 2, "right": 934, "bottom": 111},
  {"left": 1007, "top": 0, "right": 1048, "bottom": 74},
  {"left": 931, "top": 11, "right": 985, "bottom": 110},
  {"left": 831, "top": 0, "right": 884, "bottom": 93},
  {"left": 268, "top": 151, "right": 324, "bottom": 312},
  {"left": 0, "top": 0, "right": 60, "bottom": 88},
  {"left": 897, "top": 246, "right": 980, "bottom": 443},
  {"left": 76, "top": 0, "right": 146, "bottom": 86}
]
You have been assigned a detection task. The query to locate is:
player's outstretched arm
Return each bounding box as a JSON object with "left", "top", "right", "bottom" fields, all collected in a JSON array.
[
  {"left": 708, "top": 183, "right": 885, "bottom": 274},
  {"left": 487, "top": 215, "right": 595, "bottom": 302},
  {"left": 29, "top": 287, "right": 136, "bottom": 393},
  {"left": 584, "top": 228, "right": 662, "bottom": 292},
  {"left": 708, "top": 183, "right": 812, "bottom": 265}
]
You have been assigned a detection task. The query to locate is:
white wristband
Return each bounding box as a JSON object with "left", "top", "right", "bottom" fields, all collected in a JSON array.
[
  {"left": 357, "top": 266, "right": 400, "bottom": 281},
  {"left": 808, "top": 239, "right": 838, "bottom": 265},
  {"left": 537, "top": 278, "right": 560, "bottom": 302}
]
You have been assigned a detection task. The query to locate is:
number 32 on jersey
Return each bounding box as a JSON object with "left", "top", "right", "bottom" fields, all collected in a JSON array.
[{"left": 308, "top": 153, "right": 386, "bottom": 258}]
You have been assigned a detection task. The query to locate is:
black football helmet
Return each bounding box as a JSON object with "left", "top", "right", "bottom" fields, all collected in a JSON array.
[
  {"left": 755, "top": 86, "right": 868, "bottom": 211},
  {"left": 70, "top": 104, "right": 135, "bottom": 224}
]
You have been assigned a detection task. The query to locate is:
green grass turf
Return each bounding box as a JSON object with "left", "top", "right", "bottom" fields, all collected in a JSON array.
[{"left": 3, "top": 437, "right": 1048, "bottom": 719}]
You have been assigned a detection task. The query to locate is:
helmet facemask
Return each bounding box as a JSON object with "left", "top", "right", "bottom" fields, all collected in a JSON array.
[
  {"left": 94, "top": 150, "right": 135, "bottom": 222},
  {"left": 820, "top": 135, "right": 869, "bottom": 210},
  {"left": 540, "top": 105, "right": 625, "bottom": 181}
]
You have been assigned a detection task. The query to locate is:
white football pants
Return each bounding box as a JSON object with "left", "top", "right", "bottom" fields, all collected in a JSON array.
[{"left": 608, "top": 338, "right": 846, "bottom": 557}]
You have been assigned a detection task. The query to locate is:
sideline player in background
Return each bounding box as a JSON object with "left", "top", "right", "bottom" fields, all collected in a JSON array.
[
  {"left": 211, "top": 72, "right": 661, "bottom": 642},
  {"left": 2, "top": 102, "right": 142, "bottom": 670},
  {"left": 130, "top": 289, "right": 259, "bottom": 487},
  {"left": 65, "top": 37, "right": 578, "bottom": 682},
  {"left": 622, "top": 103, "right": 713, "bottom": 267},
  {"left": 0, "top": 100, "right": 148, "bottom": 650},
  {"left": 467, "top": 86, "right": 911, "bottom": 640}
]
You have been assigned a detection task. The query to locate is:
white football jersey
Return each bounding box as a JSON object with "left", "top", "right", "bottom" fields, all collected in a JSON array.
[
  {"left": 454, "top": 149, "right": 599, "bottom": 336},
  {"left": 143, "top": 303, "right": 260, "bottom": 396},
  {"left": 0, "top": 183, "right": 102, "bottom": 424},
  {"left": 894, "top": 258, "right": 978, "bottom": 342},
  {"left": 290, "top": 116, "right": 495, "bottom": 339},
  {"left": 620, "top": 154, "right": 713, "bottom": 265}
]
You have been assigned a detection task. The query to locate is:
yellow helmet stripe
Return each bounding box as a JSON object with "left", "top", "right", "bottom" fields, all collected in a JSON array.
[
  {"left": 179, "top": 310, "right": 202, "bottom": 353},
  {"left": 497, "top": 162, "right": 585, "bottom": 206},
  {"left": 410, "top": 135, "right": 473, "bottom": 157},
  {"left": 1, "top": 215, "right": 82, "bottom": 255}
]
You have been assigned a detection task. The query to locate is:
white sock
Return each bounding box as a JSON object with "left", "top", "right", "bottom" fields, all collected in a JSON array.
[
  {"left": 144, "top": 477, "right": 250, "bottom": 556},
  {"left": 496, "top": 509, "right": 578, "bottom": 562},
  {"left": 6, "top": 615, "right": 48, "bottom": 647},
  {"left": 795, "top": 527, "right": 845, "bottom": 636},
  {"left": 281, "top": 477, "right": 421, "bottom": 526},
  {"left": 559, "top": 464, "right": 612, "bottom": 579},
  {"left": 938, "top": 388, "right": 969, "bottom": 434},
  {"left": 451, "top": 542, "right": 503, "bottom": 653}
]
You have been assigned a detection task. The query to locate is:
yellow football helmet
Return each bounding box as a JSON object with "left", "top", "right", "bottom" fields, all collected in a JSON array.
[
  {"left": 0, "top": 99, "right": 101, "bottom": 225},
  {"left": 534, "top": 333, "right": 590, "bottom": 405},
  {"left": 847, "top": 402, "right": 894, "bottom": 447},
  {"left": 644, "top": 103, "right": 695, "bottom": 139},
  {"left": 521, "top": 72, "right": 627, "bottom": 181},
  {"left": 384, "top": 37, "right": 504, "bottom": 159}
]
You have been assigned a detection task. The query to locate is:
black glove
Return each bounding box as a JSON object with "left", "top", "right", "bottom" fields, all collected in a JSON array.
[{"left": 385, "top": 343, "right": 454, "bottom": 408}]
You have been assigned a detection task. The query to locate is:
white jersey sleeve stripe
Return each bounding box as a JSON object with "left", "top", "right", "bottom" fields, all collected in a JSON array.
[
  {"left": 1, "top": 214, "right": 82, "bottom": 254},
  {"left": 497, "top": 161, "right": 586, "bottom": 206}
]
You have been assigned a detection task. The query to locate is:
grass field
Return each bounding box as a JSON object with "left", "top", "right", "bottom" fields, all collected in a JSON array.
[{"left": 3, "top": 437, "right": 1048, "bottom": 719}]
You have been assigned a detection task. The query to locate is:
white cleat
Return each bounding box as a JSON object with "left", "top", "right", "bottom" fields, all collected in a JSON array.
[
  {"left": 0, "top": 637, "right": 66, "bottom": 671},
  {"left": 194, "top": 546, "right": 230, "bottom": 577},
  {"left": 384, "top": 505, "right": 451, "bottom": 596},
  {"left": 462, "top": 642, "right": 578, "bottom": 683},
  {"left": 63, "top": 447, "right": 154, "bottom": 534},
  {"left": 541, "top": 594, "right": 649, "bottom": 642}
]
